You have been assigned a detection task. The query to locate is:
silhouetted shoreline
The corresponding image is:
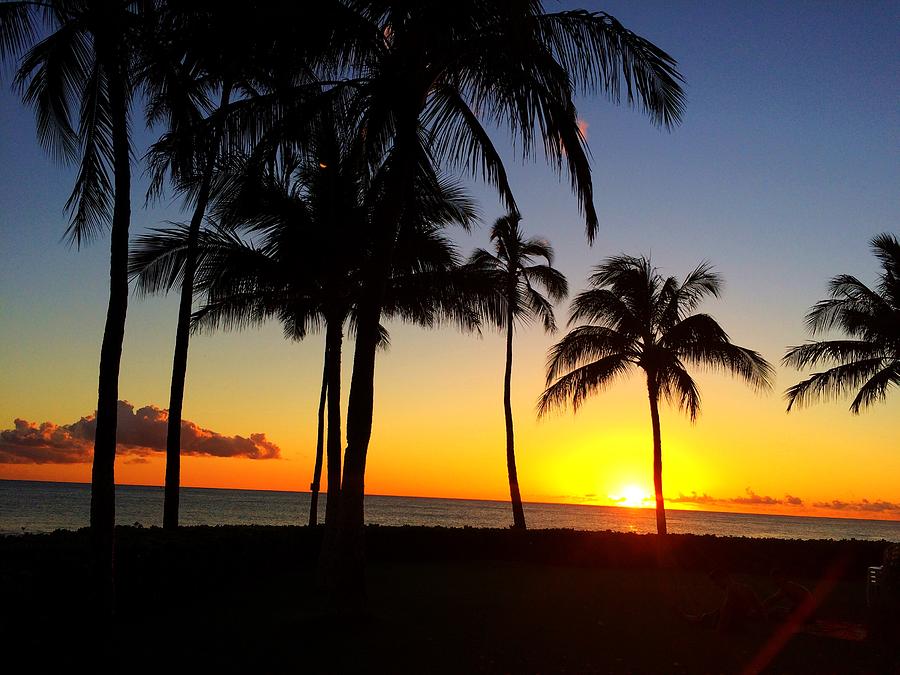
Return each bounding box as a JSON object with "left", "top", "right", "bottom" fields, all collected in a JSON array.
[{"left": 2, "top": 526, "right": 896, "bottom": 672}]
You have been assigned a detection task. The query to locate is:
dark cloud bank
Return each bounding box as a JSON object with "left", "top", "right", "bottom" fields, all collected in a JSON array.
[
  {"left": 812, "top": 499, "right": 900, "bottom": 513},
  {"left": 668, "top": 489, "right": 899, "bottom": 514},
  {"left": 667, "top": 488, "right": 804, "bottom": 507},
  {"left": 0, "top": 401, "right": 281, "bottom": 464}
]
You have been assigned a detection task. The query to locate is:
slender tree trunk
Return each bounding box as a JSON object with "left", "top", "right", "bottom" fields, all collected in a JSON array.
[
  {"left": 308, "top": 344, "right": 328, "bottom": 527},
  {"left": 323, "top": 317, "right": 343, "bottom": 529},
  {"left": 504, "top": 315, "right": 526, "bottom": 529},
  {"left": 327, "top": 300, "right": 379, "bottom": 605},
  {"left": 323, "top": 127, "right": 415, "bottom": 607},
  {"left": 89, "top": 60, "right": 131, "bottom": 614},
  {"left": 162, "top": 84, "right": 232, "bottom": 530},
  {"left": 646, "top": 375, "right": 667, "bottom": 535}
]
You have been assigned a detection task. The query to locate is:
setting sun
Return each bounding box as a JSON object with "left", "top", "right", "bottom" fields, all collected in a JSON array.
[{"left": 612, "top": 485, "right": 650, "bottom": 508}]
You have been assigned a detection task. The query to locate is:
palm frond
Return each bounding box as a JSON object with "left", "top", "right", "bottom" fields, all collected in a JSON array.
[
  {"left": 538, "top": 353, "right": 633, "bottom": 416},
  {"left": 782, "top": 339, "right": 884, "bottom": 370},
  {"left": 656, "top": 358, "right": 701, "bottom": 421},
  {"left": 663, "top": 313, "right": 774, "bottom": 391},
  {"left": 534, "top": 10, "right": 685, "bottom": 129},
  {"left": 522, "top": 263, "right": 568, "bottom": 303},
  {"left": 806, "top": 275, "right": 888, "bottom": 334},
  {"left": 784, "top": 232, "right": 899, "bottom": 413},
  {"left": 15, "top": 20, "right": 89, "bottom": 164},
  {"left": 567, "top": 287, "right": 639, "bottom": 335},
  {"left": 545, "top": 325, "right": 635, "bottom": 384},
  {"left": 0, "top": 1, "right": 37, "bottom": 69},
  {"left": 64, "top": 58, "right": 113, "bottom": 246},
  {"left": 849, "top": 361, "right": 899, "bottom": 413},
  {"left": 784, "top": 358, "right": 886, "bottom": 412},
  {"left": 128, "top": 222, "right": 192, "bottom": 296},
  {"left": 426, "top": 83, "right": 518, "bottom": 216},
  {"left": 657, "top": 260, "right": 721, "bottom": 326},
  {"left": 523, "top": 280, "right": 556, "bottom": 333}
]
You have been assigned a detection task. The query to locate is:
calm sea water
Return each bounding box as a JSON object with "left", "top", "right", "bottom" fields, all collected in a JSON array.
[{"left": 2, "top": 479, "right": 899, "bottom": 541}]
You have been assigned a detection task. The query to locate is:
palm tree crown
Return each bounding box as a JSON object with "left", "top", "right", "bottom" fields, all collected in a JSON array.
[
  {"left": 540, "top": 255, "right": 773, "bottom": 534},
  {"left": 540, "top": 255, "right": 773, "bottom": 417},
  {"left": 467, "top": 214, "right": 569, "bottom": 332},
  {"left": 783, "top": 232, "right": 900, "bottom": 413}
]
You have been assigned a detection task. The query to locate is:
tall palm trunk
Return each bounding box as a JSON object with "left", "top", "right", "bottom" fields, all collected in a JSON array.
[
  {"left": 323, "top": 316, "right": 343, "bottom": 529},
  {"left": 162, "top": 83, "right": 232, "bottom": 530},
  {"left": 325, "top": 125, "right": 416, "bottom": 605},
  {"left": 329, "top": 299, "right": 380, "bottom": 603},
  {"left": 308, "top": 345, "right": 328, "bottom": 526},
  {"left": 504, "top": 313, "right": 526, "bottom": 529},
  {"left": 89, "top": 55, "right": 131, "bottom": 612},
  {"left": 646, "top": 376, "right": 667, "bottom": 535}
]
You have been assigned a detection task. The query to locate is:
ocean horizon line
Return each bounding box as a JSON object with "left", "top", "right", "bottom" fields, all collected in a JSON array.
[{"left": 3, "top": 477, "right": 898, "bottom": 526}]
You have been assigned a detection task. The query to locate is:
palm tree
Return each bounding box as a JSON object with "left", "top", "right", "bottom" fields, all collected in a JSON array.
[
  {"left": 131, "top": 120, "right": 480, "bottom": 530},
  {"left": 301, "top": 2, "right": 686, "bottom": 602},
  {"left": 540, "top": 255, "right": 773, "bottom": 534},
  {"left": 139, "top": 1, "right": 303, "bottom": 530},
  {"left": 465, "top": 214, "right": 567, "bottom": 529},
  {"left": 783, "top": 233, "right": 900, "bottom": 413},
  {"left": 1, "top": 0, "right": 150, "bottom": 608},
  {"left": 132, "top": 124, "right": 366, "bottom": 531}
]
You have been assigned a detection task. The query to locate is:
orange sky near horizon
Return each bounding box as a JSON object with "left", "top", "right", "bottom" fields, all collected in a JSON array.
[{"left": 3, "top": 312, "right": 898, "bottom": 524}]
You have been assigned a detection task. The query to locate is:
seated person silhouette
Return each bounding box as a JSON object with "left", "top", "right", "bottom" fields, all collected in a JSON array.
[{"left": 687, "top": 569, "right": 764, "bottom": 631}]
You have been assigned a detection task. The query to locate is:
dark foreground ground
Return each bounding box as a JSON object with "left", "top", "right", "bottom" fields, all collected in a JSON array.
[{"left": 1, "top": 526, "right": 897, "bottom": 673}]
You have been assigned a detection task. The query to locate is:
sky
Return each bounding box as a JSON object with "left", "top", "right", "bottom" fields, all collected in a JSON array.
[{"left": 0, "top": 1, "right": 897, "bottom": 522}]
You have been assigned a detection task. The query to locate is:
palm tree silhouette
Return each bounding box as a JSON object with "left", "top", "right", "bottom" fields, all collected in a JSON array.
[
  {"left": 139, "top": 1, "right": 317, "bottom": 529},
  {"left": 131, "top": 116, "right": 480, "bottom": 529},
  {"left": 783, "top": 233, "right": 900, "bottom": 413},
  {"left": 304, "top": 2, "right": 685, "bottom": 602},
  {"left": 540, "top": 255, "right": 773, "bottom": 534},
  {"left": 466, "top": 214, "right": 567, "bottom": 529},
  {"left": 140, "top": 2, "right": 243, "bottom": 531},
  {"left": 1, "top": 0, "right": 151, "bottom": 608}
]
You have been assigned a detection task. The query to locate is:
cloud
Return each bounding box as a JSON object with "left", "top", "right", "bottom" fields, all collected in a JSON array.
[
  {"left": 731, "top": 488, "right": 781, "bottom": 506},
  {"left": 667, "top": 488, "right": 803, "bottom": 507},
  {"left": 0, "top": 419, "right": 93, "bottom": 464},
  {"left": 0, "top": 401, "right": 281, "bottom": 464},
  {"left": 813, "top": 499, "right": 900, "bottom": 513},
  {"left": 576, "top": 117, "right": 589, "bottom": 140},
  {"left": 667, "top": 491, "right": 718, "bottom": 504}
]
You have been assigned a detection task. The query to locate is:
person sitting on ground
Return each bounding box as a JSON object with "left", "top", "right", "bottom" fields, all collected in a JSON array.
[
  {"left": 763, "top": 567, "right": 813, "bottom": 618},
  {"left": 686, "top": 569, "right": 764, "bottom": 631}
]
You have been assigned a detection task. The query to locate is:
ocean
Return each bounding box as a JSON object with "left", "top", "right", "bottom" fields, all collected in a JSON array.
[{"left": 2, "top": 479, "right": 898, "bottom": 541}]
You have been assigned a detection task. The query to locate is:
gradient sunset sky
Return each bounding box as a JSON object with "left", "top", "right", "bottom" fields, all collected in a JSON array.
[{"left": 1, "top": 1, "right": 897, "bottom": 520}]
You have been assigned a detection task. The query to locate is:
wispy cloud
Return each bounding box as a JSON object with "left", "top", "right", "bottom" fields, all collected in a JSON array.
[
  {"left": 0, "top": 401, "right": 281, "bottom": 464},
  {"left": 667, "top": 491, "right": 718, "bottom": 505},
  {"left": 813, "top": 499, "right": 900, "bottom": 513},
  {"left": 667, "top": 488, "right": 804, "bottom": 507}
]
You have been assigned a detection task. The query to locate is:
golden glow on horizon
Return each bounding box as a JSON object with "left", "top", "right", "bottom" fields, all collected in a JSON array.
[
  {"left": 2, "top": 324, "right": 898, "bottom": 523},
  {"left": 611, "top": 485, "right": 651, "bottom": 508}
]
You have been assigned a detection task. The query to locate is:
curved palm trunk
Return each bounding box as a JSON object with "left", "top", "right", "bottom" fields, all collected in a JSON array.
[
  {"left": 89, "top": 58, "right": 131, "bottom": 613},
  {"left": 646, "top": 376, "right": 667, "bottom": 535},
  {"left": 327, "top": 300, "right": 379, "bottom": 604},
  {"left": 308, "top": 345, "right": 328, "bottom": 527},
  {"left": 324, "top": 126, "right": 416, "bottom": 606},
  {"left": 162, "top": 84, "right": 232, "bottom": 530},
  {"left": 504, "top": 316, "right": 526, "bottom": 530},
  {"left": 323, "top": 318, "right": 343, "bottom": 529}
]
